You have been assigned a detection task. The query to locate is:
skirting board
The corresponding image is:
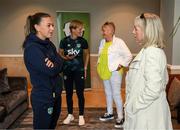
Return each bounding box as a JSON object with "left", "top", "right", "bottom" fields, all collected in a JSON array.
[
  {"left": 167, "top": 64, "right": 180, "bottom": 74},
  {"left": 0, "top": 54, "right": 23, "bottom": 57}
]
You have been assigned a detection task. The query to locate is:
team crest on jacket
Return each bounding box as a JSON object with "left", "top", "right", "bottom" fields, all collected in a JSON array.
[
  {"left": 77, "top": 44, "right": 81, "bottom": 48},
  {"left": 47, "top": 107, "right": 53, "bottom": 115}
]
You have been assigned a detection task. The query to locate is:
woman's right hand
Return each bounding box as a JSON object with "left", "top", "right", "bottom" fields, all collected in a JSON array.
[
  {"left": 65, "top": 55, "right": 76, "bottom": 60},
  {"left": 116, "top": 64, "right": 122, "bottom": 71},
  {"left": 45, "top": 58, "right": 54, "bottom": 68}
]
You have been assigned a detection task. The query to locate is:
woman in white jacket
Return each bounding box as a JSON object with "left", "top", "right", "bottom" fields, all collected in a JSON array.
[
  {"left": 97, "top": 22, "right": 132, "bottom": 128},
  {"left": 124, "top": 13, "right": 173, "bottom": 130}
]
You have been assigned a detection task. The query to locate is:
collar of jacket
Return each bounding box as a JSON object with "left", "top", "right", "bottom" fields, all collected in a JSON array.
[
  {"left": 25, "top": 33, "right": 51, "bottom": 47},
  {"left": 132, "top": 48, "right": 145, "bottom": 62}
]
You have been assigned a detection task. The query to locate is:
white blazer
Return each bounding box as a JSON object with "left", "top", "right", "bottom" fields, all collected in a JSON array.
[
  {"left": 124, "top": 46, "right": 172, "bottom": 130},
  {"left": 98, "top": 35, "right": 132, "bottom": 72}
]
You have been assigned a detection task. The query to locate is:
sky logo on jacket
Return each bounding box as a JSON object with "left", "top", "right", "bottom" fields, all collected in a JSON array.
[{"left": 67, "top": 48, "right": 80, "bottom": 55}]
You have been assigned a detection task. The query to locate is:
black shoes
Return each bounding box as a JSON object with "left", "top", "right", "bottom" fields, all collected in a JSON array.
[
  {"left": 99, "top": 113, "right": 114, "bottom": 121},
  {"left": 99, "top": 113, "right": 124, "bottom": 128},
  {"left": 114, "top": 118, "right": 124, "bottom": 128}
]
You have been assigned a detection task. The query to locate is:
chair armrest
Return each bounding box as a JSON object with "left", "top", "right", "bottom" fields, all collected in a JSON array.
[{"left": 7, "top": 76, "right": 28, "bottom": 91}]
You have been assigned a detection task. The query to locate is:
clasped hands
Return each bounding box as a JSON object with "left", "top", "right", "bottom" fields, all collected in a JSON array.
[
  {"left": 116, "top": 64, "right": 122, "bottom": 71},
  {"left": 45, "top": 58, "right": 54, "bottom": 68}
]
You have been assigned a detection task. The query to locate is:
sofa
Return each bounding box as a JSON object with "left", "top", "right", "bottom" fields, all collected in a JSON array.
[
  {"left": 167, "top": 74, "right": 180, "bottom": 123},
  {"left": 0, "top": 68, "right": 29, "bottom": 129}
]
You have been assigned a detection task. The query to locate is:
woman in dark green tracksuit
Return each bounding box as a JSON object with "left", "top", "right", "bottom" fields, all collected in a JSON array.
[
  {"left": 23, "top": 12, "right": 63, "bottom": 129},
  {"left": 59, "top": 20, "right": 89, "bottom": 126}
]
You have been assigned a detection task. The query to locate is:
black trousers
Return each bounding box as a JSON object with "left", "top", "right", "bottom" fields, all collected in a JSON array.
[
  {"left": 31, "top": 92, "right": 61, "bottom": 129},
  {"left": 63, "top": 70, "right": 85, "bottom": 115}
]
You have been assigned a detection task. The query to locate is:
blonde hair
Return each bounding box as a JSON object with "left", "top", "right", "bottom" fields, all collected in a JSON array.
[
  {"left": 69, "top": 20, "right": 83, "bottom": 32},
  {"left": 102, "top": 21, "right": 116, "bottom": 35},
  {"left": 134, "top": 13, "right": 165, "bottom": 48}
]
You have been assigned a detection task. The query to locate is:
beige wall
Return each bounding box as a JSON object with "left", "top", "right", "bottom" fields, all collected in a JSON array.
[{"left": 0, "top": 0, "right": 160, "bottom": 54}]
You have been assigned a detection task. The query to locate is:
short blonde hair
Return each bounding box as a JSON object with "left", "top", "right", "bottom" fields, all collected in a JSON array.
[
  {"left": 102, "top": 21, "right": 116, "bottom": 34},
  {"left": 134, "top": 13, "right": 165, "bottom": 48},
  {"left": 69, "top": 20, "right": 83, "bottom": 32}
]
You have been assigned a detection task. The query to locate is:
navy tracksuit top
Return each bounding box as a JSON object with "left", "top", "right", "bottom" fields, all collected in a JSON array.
[{"left": 23, "top": 33, "right": 63, "bottom": 102}]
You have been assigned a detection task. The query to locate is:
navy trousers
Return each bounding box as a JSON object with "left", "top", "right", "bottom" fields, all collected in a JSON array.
[{"left": 31, "top": 93, "right": 61, "bottom": 129}]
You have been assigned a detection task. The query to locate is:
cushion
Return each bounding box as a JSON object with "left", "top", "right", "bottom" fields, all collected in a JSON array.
[
  {"left": 0, "top": 90, "right": 27, "bottom": 114},
  {"left": 0, "top": 68, "right": 11, "bottom": 94},
  {"left": 168, "top": 77, "right": 180, "bottom": 109}
]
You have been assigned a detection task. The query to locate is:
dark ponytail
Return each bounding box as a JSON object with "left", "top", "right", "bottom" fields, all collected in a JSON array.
[
  {"left": 24, "top": 15, "right": 33, "bottom": 37},
  {"left": 22, "top": 12, "right": 51, "bottom": 49}
]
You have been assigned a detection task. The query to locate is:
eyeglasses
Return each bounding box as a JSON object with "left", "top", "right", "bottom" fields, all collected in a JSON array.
[
  {"left": 140, "top": 13, "right": 145, "bottom": 19},
  {"left": 140, "top": 13, "right": 146, "bottom": 24}
]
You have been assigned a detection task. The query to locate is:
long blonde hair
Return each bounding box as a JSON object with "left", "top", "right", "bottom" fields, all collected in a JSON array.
[{"left": 134, "top": 13, "right": 165, "bottom": 48}]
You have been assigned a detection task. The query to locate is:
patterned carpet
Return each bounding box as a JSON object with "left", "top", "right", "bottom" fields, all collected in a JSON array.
[
  {"left": 10, "top": 108, "right": 123, "bottom": 130},
  {"left": 9, "top": 108, "right": 180, "bottom": 130}
]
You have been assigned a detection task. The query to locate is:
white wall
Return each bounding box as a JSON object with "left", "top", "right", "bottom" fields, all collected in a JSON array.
[
  {"left": 160, "top": 0, "right": 174, "bottom": 64},
  {"left": 172, "top": 0, "right": 180, "bottom": 65},
  {"left": 161, "top": 0, "right": 180, "bottom": 65}
]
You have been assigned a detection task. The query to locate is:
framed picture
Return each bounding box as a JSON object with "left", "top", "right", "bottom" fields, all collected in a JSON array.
[{"left": 56, "top": 11, "right": 91, "bottom": 89}]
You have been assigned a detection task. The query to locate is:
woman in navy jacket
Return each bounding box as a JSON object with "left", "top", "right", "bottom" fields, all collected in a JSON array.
[{"left": 23, "top": 12, "right": 63, "bottom": 129}]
